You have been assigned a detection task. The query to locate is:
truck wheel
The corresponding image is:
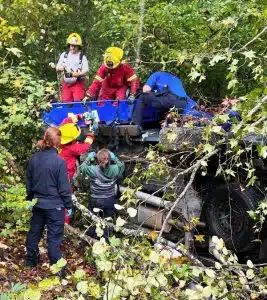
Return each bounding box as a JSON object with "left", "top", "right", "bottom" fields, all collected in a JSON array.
[{"left": 205, "top": 184, "right": 261, "bottom": 252}]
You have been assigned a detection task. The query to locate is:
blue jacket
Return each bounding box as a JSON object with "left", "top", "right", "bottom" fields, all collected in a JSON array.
[
  {"left": 146, "top": 71, "right": 188, "bottom": 98},
  {"left": 26, "top": 148, "right": 72, "bottom": 209}
]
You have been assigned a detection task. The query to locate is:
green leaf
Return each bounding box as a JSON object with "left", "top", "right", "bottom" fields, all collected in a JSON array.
[
  {"left": 109, "top": 236, "right": 121, "bottom": 247},
  {"left": 227, "top": 79, "right": 238, "bottom": 89},
  {"left": 203, "top": 143, "right": 215, "bottom": 153},
  {"left": 209, "top": 54, "right": 226, "bottom": 66},
  {"left": 127, "top": 207, "right": 137, "bottom": 218},
  {"left": 23, "top": 288, "right": 41, "bottom": 300},
  {"left": 77, "top": 281, "right": 89, "bottom": 295},
  {"left": 205, "top": 268, "right": 216, "bottom": 278},
  {"left": 6, "top": 47, "right": 23, "bottom": 57},
  {"left": 10, "top": 282, "right": 26, "bottom": 293},
  {"left": 149, "top": 250, "right": 160, "bottom": 264},
  {"left": 225, "top": 169, "right": 236, "bottom": 177},
  {"left": 242, "top": 50, "right": 256, "bottom": 60},
  {"left": 74, "top": 269, "right": 86, "bottom": 280},
  {"left": 116, "top": 216, "right": 126, "bottom": 227}
]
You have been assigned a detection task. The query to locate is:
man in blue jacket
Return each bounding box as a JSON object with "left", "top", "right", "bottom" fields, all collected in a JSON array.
[{"left": 131, "top": 71, "right": 188, "bottom": 126}]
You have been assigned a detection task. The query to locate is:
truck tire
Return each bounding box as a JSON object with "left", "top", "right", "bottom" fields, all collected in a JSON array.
[{"left": 204, "top": 184, "right": 262, "bottom": 252}]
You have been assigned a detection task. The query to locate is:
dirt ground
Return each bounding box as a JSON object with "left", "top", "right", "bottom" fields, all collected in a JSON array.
[{"left": 0, "top": 231, "right": 96, "bottom": 297}]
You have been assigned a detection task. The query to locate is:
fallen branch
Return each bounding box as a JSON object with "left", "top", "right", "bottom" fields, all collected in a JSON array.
[
  {"left": 65, "top": 224, "right": 96, "bottom": 244},
  {"left": 156, "top": 149, "right": 219, "bottom": 243},
  {"left": 72, "top": 195, "right": 148, "bottom": 237},
  {"left": 72, "top": 195, "right": 204, "bottom": 266},
  {"left": 149, "top": 149, "right": 219, "bottom": 198}
]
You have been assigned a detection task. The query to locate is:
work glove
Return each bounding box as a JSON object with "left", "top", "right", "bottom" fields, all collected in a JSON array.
[
  {"left": 109, "top": 151, "right": 116, "bottom": 161},
  {"left": 83, "top": 92, "right": 94, "bottom": 105},
  {"left": 127, "top": 94, "right": 135, "bottom": 105},
  {"left": 67, "top": 209, "right": 72, "bottom": 217},
  {"left": 87, "top": 151, "right": 96, "bottom": 161},
  {"left": 82, "top": 97, "right": 89, "bottom": 106}
]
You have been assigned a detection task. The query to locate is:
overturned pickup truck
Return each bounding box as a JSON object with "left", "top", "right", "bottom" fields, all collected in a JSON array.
[{"left": 43, "top": 99, "right": 267, "bottom": 255}]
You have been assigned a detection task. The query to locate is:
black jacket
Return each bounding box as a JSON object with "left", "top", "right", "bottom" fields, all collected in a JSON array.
[{"left": 26, "top": 148, "right": 72, "bottom": 209}]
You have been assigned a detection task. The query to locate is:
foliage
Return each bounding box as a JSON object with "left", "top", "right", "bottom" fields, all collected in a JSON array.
[
  {"left": 0, "top": 283, "right": 26, "bottom": 300},
  {"left": 0, "top": 0, "right": 266, "bottom": 299},
  {"left": 92, "top": 0, "right": 267, "bottom": 100},
  {"left": 0, "top": 185, "right": 35, "bottom": 236}
]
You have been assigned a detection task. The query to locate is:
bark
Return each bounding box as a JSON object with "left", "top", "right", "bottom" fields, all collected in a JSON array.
[
  {"left": 159, "top": 127, "right": 205, "bottom": 151},
  {"left": 65, "top": 224, "right": 96, "bottom": 244}
]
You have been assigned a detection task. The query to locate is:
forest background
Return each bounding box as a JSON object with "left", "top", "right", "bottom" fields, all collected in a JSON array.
[{"left": 0, "top": 0, "right": 266, "bottom": 299}]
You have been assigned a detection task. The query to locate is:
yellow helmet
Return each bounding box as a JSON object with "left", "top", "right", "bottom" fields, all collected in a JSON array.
[
  {"left": 104, "top": 47, "right": 123, "bottom": 69},
  {"left": 59, "top": 123, "right": 81, "bottom": 145},
  {"left": 66, "top": 33, "right": 82, "bottom": 46}
]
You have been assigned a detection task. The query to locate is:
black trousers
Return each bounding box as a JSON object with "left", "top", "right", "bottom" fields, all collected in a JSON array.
[
  {"left": 87, "top": 196, "right": 116, "bottom": 239},
  {"left": 131, "top": 92, "right": 187, "bottom": 126},
  {"left": 26, "top": 206, "right": 64, "bottom": 266}
]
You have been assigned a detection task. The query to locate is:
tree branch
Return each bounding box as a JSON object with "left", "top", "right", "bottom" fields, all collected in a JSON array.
[
  {"left": 156, "top": 149, "right": 218, "bottom": 243},
  {"left": 72, "top": 195, "right": 204, "bottom": 266},
  {"left": 237, "top": 26, "right": 267, "bottom": 52}
]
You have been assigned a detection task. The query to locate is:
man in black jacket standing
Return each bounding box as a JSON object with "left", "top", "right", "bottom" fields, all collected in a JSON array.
[{"left": 25, "top": 127, "right": 72, "bottom": 273}]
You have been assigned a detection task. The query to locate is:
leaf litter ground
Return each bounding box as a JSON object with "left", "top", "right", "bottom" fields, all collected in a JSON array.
[{"left": 0, "top": 231, "right": 96, "bottom": 298}]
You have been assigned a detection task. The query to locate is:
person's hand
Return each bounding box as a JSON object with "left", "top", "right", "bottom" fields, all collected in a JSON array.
[
  {"left": 82, "top": 93, "right": 93, "bottom": 105},
  {"left": 127, "top": 94, "right": 135, "bottom": 105},
  {"left": 109, "top": 151, "right": 116, "bottom": 161},
  {"left": 71, "top": 71, "right": 80, "bottom": 78},
  {"left": 85, "top": 132, "right": 94, "bottom": 144},
  {"left": 67, "top": 209, "right": 72, "bottom": 217},
  {"left": 87, "top": 151, "right": 96, "bottom": 161},
  {"left": 143, "top": 84, "right": 152, "bottom": 93}
]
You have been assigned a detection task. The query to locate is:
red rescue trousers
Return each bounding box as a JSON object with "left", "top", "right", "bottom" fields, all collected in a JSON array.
[{"left": 62, "top": 79, "right": 85, "bottom": 102}]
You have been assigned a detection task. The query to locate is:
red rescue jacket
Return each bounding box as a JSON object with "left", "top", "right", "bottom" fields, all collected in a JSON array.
[
  {"left": 87, "top": 63, "right": 139, "bottom": 97},
  {"left": 59, "top": 117, "right": 93, "bottom": 181}
]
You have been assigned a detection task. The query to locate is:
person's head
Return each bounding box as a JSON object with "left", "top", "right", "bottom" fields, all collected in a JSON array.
[
  {"left": 104, "top": 47, "right": 123, "bottom": 69},
  {"left": 66, "top": 33, "right": 82, "bottom": 54},
  {"left": 97, "top": 149, "right": 111, "bottom": 169},
  {"left": 59, "top": 123, "right": 81, "bottom": 145},
  {"left": 36, "top": 127, "right": 61, "bottom": 150}
]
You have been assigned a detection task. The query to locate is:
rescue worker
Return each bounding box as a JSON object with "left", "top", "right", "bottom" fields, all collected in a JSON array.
[
  {"left": 80, "top": 149, "right": 125, "bottom": 238},
  {"left": 131, "top": 71, "right": 188, "bottom": 126},
  {"left": 25, "top": 127, "right": 72, "bottom": 276},
  {"left": 58, "top": 113, "right": 96, "bottom": 223},
  {"left": 85, "top": 47, "right": 139, "bottom": 105},
  {"left": 59, "top": 113, "right": 96, "bottom": 183},
  {"left": 56, "top": 33, "right": 89, "bottom": 102}
]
